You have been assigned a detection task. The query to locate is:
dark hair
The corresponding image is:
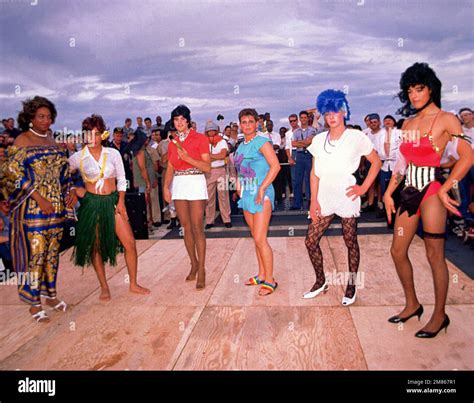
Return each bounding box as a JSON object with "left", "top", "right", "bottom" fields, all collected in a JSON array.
[
  {"left": 163, "top": 119, "right": 175, "bottom": 136},
  {"left": 238, "top": 108, "right": 258, "bottom": 122},
  {"left": 396, "top": 118, "right": 405, "bottom": 130},
  {"left": 258, "top": 114, "right": 264, "bottom": 119},
  {"left": 353, "top": 125, "right": 362, "bottom": 131},
  {"left": 459, "top": 107, "right": 472, "bottom": 115},
  {"left": 299, "top": 110, "right": 309, "bottom": 117},
  {"left": 17, "top": 96, "right": 57, "bottom": 132},
  {"left": 288, "top": 113, "right": 297, "bottom": 119},
  {"left": 170, "top": 105, "right": 192, "bottom": 128},
  {"left": 144, "top": 117, "right": 152, "bottom": 122},
  {"left": 82, "top": 114, "right": 106, "bottom": 133},
  {"left": 151, "top": 128, "right": 161, "bottom": 134},
  {"left": 224, "top": 125, "right": 231, "bottom": 131},
  {"left": 383, "top": 115, "right": 397, "bottom": 125},
  {"left": 113, "top": 127, "right": 123, "bottom": 133},
  {"left": 397, "top": 62, "right": 442, "bottom": 117},
  {"left": 125, "top": 118, "right": 132, "bottom": 123}
]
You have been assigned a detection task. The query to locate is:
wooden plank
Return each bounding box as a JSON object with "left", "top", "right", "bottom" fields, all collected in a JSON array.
[
  {"left": 174, "top": 306, "right": 367, "bottom": 370},
  {"left": 350, "top": 304, "right": 474, "bottom": 370},
  {"left": 327, "top": 235, "right": 474, "bottom": 306}
]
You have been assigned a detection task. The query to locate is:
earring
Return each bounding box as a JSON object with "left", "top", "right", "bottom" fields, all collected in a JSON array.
[{"left": 29, "top": 122, "right": 33, "bottom": 128}]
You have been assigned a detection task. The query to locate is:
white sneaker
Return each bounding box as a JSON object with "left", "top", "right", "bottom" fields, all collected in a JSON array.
[
  {"left": 303, "top": 280, "right": 329, "bottom": 299},
  {"left": 377, "top": 201, "right": 383, "bottom": 210}
]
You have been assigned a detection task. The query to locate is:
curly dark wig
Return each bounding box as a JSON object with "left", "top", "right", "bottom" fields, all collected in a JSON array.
[
  {"left": 171, "top": 105, "right": 192, "bottom": 128},
  {"left": 17, "top": 96, "right": 57, "bottom": 132},
  {"left": 397, "top": 62, "right": 442, "bottom": 117}
]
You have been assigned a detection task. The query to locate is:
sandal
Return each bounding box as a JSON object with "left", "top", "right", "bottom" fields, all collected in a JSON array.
[
  {"left": 31, "top": 310, "right": 49, "bottom": 323},
  {"left": 44, "top": 296, "right": 68, "bottom": 312},
  {"left": 50, "top": 300, "right": 68, "bottom": 312},
  {"left": 245, "top": 275, "right": 265, "bottom": 286},
  {"left": 259, "top": 281, "right": 278, "bottom": 296}
]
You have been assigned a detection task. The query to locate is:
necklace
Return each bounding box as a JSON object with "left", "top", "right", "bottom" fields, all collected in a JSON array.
[
  {"left": 244, "top": 135, "right": 257, "bottom": 144},
  {"left": 324, "top": 130, "right": 345, "bottom": 154},
  {"left": 80, "top": 147, "right": 107, "bottom": 183},
  {"left": 29, "top": 128, "right": 48, "bottom": 138},
  {"left": 177, "top": 131, "right": 189, "bottom": 142}
]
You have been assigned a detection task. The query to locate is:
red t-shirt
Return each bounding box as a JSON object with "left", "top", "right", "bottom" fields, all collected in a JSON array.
[{"left": 168, "top": 129, "right": 210, "bottom": 170}]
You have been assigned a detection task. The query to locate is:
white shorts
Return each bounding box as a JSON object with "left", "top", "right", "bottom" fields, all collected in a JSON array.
[{"left": 171, "top": 174, "right": 208, "bottom": 201}]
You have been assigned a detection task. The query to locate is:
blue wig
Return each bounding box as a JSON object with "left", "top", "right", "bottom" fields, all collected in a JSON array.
[{"left": 316, "top": 89, "right": 351, "bottom": 122}]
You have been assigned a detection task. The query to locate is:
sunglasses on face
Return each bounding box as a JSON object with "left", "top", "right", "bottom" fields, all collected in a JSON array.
[{"left": 289, "top": 119, "right": 297, "bottom": 123}]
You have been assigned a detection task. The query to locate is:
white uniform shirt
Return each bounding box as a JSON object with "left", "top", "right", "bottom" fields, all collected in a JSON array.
[
  {"left": 210, "top": 138, "right": 229, "bottom": 168},
  {"left": 462, "top": 125, "right": 474, "bottom": 149},
  {"left": 374, "top": 128, "right": 402, "bottom": 172},
  {"left": 285, "top": 129, "right": 295, "bottom": 151},
  {"left": 267, "top": 131, "right": 282, "bottom": 152}
]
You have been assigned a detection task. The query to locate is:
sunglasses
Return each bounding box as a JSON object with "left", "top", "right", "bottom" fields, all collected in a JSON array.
[{"left": 289, "top": 119, "right": 297, "bottom": 123}]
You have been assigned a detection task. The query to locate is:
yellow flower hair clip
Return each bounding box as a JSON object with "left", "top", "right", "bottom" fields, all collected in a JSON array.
[{"left": 101, "top": 130, "right": 110, "bottom": 141}]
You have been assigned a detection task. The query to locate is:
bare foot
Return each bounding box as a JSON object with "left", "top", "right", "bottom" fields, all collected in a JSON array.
[
  {"left": 30, "top": 306, "right": 50, "bottom": 323},
  {"left": 129, "top": 284, "right": 151, "bottom": 295},
  {"left": 245, "top": 276, "right": 265, "bottom": 286},
  {"left": 186, "top": 265, "right": 198, "bottom": 281},
  {"left": 196, "top": 270, "right": 206, "bottom": 290},
  {"left": 99, "top": 288, "right": 111, "bottom": 301}
]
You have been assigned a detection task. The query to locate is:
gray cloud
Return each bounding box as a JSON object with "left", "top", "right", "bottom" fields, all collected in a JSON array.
[{"left": 1, "top": 0, "right": 472, "bottom": 131}]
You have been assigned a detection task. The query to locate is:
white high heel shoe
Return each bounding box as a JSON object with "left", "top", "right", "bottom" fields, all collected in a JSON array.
[
  {"left": 342, "top": 287, "right": 357, "bottom": 306},
  {"left": 303, "top": 280, "right": 329, "bottom": 299}
]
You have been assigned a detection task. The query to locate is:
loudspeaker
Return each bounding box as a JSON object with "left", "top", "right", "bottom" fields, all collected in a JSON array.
[{"left": 125, "top": 193, "right": 149, "bottom": 239}]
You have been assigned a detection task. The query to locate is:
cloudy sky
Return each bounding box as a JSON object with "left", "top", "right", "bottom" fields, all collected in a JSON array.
[{"left": 1, "top": 0, "right": 473, "bottom": 132}]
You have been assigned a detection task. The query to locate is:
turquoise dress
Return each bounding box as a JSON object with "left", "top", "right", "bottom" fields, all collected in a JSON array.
[{"left": 234, "top": 135, "right": 275, "bottom": 213}]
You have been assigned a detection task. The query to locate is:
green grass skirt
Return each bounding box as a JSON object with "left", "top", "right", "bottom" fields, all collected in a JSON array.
[{"left": 72, "top": 191, "right": 121, "bottom": 267}]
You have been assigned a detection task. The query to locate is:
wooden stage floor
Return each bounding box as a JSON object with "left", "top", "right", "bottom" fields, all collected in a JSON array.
[{"left": 0, "top": 235, "right": 472, "bottom": 370}]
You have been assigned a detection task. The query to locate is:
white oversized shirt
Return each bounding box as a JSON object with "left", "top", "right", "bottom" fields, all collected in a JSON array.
[
  {"left": 69, "top": 146, "right": 127, "bottom": 193},
  {"left": 307, "top": 129, "right": 373, "bottom": 217}
]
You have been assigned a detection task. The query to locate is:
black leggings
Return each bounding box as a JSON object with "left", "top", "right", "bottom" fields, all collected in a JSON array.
[{"left": 305, "top": 215, "right": 359, "bottom": 298}]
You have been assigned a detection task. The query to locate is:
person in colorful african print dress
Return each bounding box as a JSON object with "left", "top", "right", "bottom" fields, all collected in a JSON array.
[{"left": 2, "top": 96, "right": 77, "bottom": 322}]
